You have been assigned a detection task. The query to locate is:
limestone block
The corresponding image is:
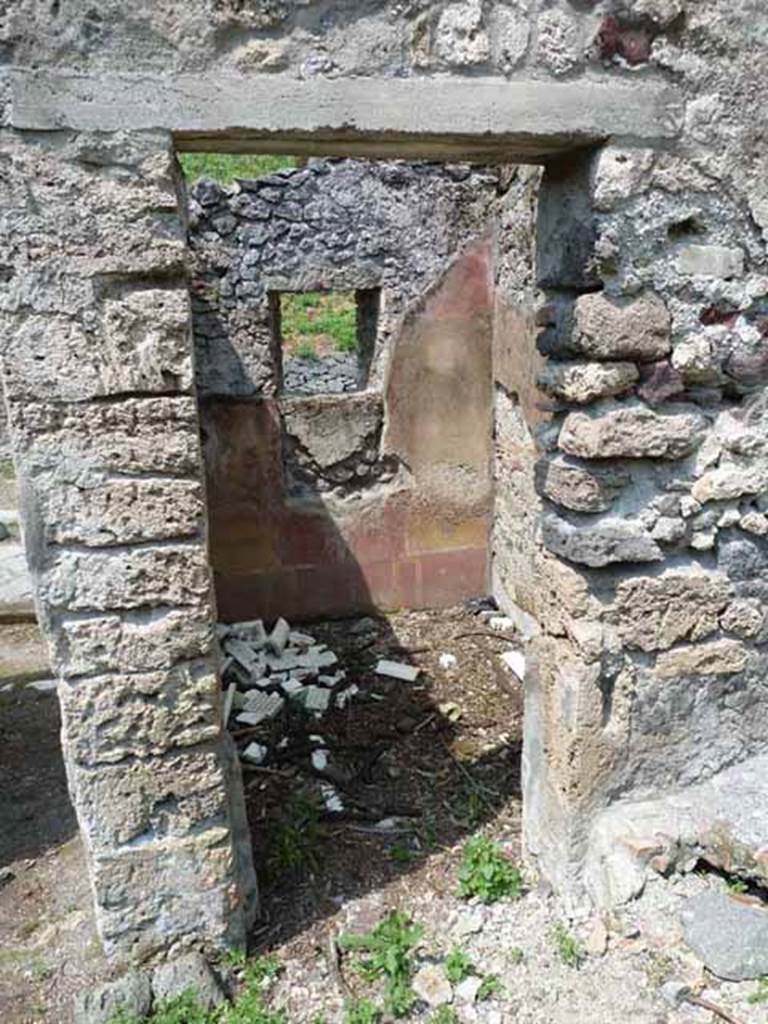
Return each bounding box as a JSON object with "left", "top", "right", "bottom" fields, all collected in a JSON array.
[
  {"left": 542, "top": 513, "right": 663, "bottom": 567},
  {"left": 671, "top": 335, "right": 724, "bottom": 385},
  {"left": 60, "top": 661, "right": 220, "bottom": 765},
  {"left": 73, "top": 972, "right": 152, "bottom": 1024},
  {"left": 33, "top": 476, "right": 205, "bottom": 547},
  {"left": 4, "top": 288, "right": 193, "bottom": 402},
  {"left": 39, "top": 543, "right": 212, "bottom": 612},
  {"left": 490, "top": 4, "right": 530, "bottom": 72},
  {"left": 537, "top": 360, "right": 638, "bottom": 404},
  {"left": 721, "top": 599, "right": 764, "bottom": 639},
  {"left": 677, "top": 244, "right": 745, "bottom": 279},
  {"left": 54, "top": 607, "right": 215, "bottom": 678},
  {"left": 612, "top": 569, "right": 731, "bottom": 652},
  {"left": 92, "top": 830, "right": 247, "bottom": 962},
  {"left": 152, "top": 954, "right": 226, "bottom": 1010},
  {"left": 740, "top": 510, "right": 768, "bottom": 535},
  {"left": 718, "top": 537, "right": 768, "bottom": 580},
  {"left": 682, "top": 891, "right": 768, "bottom": 981},
  {"left": 591, "top": 146, "right": 655, "bottom": 211},
  {"left": 654, "top": 639, "right": 749, "bottom": 678},
  {"left": 535, "top": 9, "right": 581, "bottom": 76},
  {"left": 572, "top": 293, "right": 671, "bottom": 363},
  {"left": 535, "top": 454, "right": 629, "bottom": 512},
  {"left": 435, "top": 1, "right": 490, "bottom": 66},
  {"left": 68, "top": 747, "right": 231, "bottom": 852},
  {"left": 11, "top": 397, "right": 203, "bottom": 477},
  {"left": 651, "top": 516, "right": 686, "bottom": 544},
  {"left": 692, "top": 465, "right": 768, "bottom": 503},
  {"left": 558, "top": 400, "right": 706, "bottom": 460}
]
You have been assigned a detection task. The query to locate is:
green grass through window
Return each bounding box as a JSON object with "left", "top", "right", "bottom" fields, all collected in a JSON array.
[
  {"left": 178, "top": 153, "right": 297, "bottom": 184},
  {"left": 281, "top": 291, "right": 358, "bottom": 357}
]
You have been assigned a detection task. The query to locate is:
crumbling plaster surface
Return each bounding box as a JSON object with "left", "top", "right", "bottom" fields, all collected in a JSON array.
[{"left": 1, "top": 0, "right": 768, "bottom": 961}]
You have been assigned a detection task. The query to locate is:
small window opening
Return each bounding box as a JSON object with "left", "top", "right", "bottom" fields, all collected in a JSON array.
[{"left": 271, "top": 288, "right": 379, "bottom": 396}]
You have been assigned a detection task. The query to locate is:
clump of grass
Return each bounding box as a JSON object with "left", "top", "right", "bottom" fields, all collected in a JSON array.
[
  {"left": 749, "top": 977, "right": 768, "bottom": 1004},
  {"left": 343, "top": 998, "right": 381, "bottom": 1024},
  {"left": 267, "top": 796, "right": 322, "bottom": 881},
  {"left": 281, "top": 291, "right": 358, "bottom": 354},
  {"left": 339, "top": 911, "right": 423, "bottom": 1018},
  {"left": 443, "top": 948, "right": 475, "bottom": 984},
  {"left": 477, "top": 974, "right": 504, "bottom": 1001},
  {"left": 108, "top": 954, "right": 286, "bottom": 1024},
  {"left": 293, "top": 338, "right": 319, "bottom": 361},
  {"left": 429, "top": 1008, "right": 459, "bottom": 1024},
  {"left": 457, "top": 836, "right": 523, "bottom": 904},
  {"left": 552, "top": 922, "right": 585, "bottom": 969},
  {"left": 179, "top": 153, "right": 297, "bottom": 185}
]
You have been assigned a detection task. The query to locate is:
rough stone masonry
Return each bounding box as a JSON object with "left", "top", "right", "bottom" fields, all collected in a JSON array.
[
  {"left": 189, "top": 158, "right": 498, "bottom": 621},
  {"left": 0, "top": 0, "right": 767, "bottom": 964}
]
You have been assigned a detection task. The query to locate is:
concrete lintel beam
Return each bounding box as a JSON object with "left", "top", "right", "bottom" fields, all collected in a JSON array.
[{"left": 9, "top": 71, "right": 682, "bottom": 160}]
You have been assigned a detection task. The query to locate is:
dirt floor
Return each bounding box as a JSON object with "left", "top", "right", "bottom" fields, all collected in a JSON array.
[
  {"left": 241, "top": 605, "right": 525, "bottom": 953},
  {"left": 1, "top": 610, "right": 766, "bottom": 1024}
]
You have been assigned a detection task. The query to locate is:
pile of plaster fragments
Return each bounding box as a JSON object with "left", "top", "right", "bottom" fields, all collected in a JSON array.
[{"left": 217, "top": 616, "right": 420, "bottom": 811}]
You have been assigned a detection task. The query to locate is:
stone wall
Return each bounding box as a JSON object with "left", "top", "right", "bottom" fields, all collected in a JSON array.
[
  {"left": 2, "top": 0, "right": 768, "bottom": 961},
  {"left": 189, "top": 160, "right": 498, "bottom": 619},
  {"left": 0, "top": 129, "right": 258, "bottom": 962}
]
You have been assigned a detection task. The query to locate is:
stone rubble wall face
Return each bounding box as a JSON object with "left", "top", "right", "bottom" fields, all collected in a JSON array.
[
  {"left": 0, "top": 129, "right": 258, "bottom": 962},
  {"left": 507, "top": 3, "right": 768, "bottom": 905},
  {"left": 1, "top": 0, "right": 767, "bottom": 953},
  {"left": 188, "top": 159, "right": 499, "bottom": 398}
]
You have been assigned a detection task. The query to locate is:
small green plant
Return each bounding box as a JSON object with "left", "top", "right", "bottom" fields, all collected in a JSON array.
[
  {"left": 344, "top": 998, "right": 381, "bottom": 1024},
  {"left": 748, "top": 976, "right": 768, "bottom": 1004},
  {"left": 243, "top": 954, "right": 281, "bottom": 986},
  {"left": 109, "top": 991, "right": 214, "bottom": 1024},
  {"left": 444, "top": 947, "right": 475, "bottom": 984},
  {"left": 429, "top": 1008, "right": 459, "bottom": 1024},
  {"left": 457, "top": 836, "right": 523, "bottom": 904},
  {"left": 726, "top": 877, "right": 749, "bottom": 895},
  {"left": 389, "top": 842, "right": 418, "bottom": 864},
  {"left": 339, "top": 911, "right": 423, "bottom": 1018},
  {"left": 294, "top": 338, "right": 319, "bottom": 361},
  {"left": 507, "top": 946, "right": 524, "bottom": 966},
  {"left": 477, "top": 974, "right": 504, "bottom": 1001},
  {"left": 267, "top": 796, "right": 322, "bottom": 880},
  {"left": 552, "top": 922, "right": 585, "bottom": 969}
]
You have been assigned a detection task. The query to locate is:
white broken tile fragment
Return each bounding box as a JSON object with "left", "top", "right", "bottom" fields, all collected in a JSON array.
[
  {"left": 304, "top": 646, "right": 338, "bottom": 670},
  {"left": 375, "top": 659, "right": 420, "bottom": 682},
  {"left": 500, "top": 649, "right": 526, "bottom": 680},
  {"left": 229, "top": 619, "right": 267, "bottom": 645},
  {"left": 222, "top": 681, "right": 236, "bottom": 725},
  {"left": 490, "top": 615, "right": 514, "bottom": 632},
  {"left": 267, "top": 617, "right": 291, "bottom": 655},
  {"left": 318, "top": 670, "right": 346, "bottom": 687},
  {"left": 225, "top": 638, "right": 262, "bottom": 674},
  {"left": 311, "top": 749, "right": 329, "bottom": 772},
  {"left": 335, "top": 684, "right": 359, "bottom": 709},
  {"left": 279, "top": 678, "right": 305, "bottom": 697},
  {"left": 241, "top": 742, "right": 268, "bottom": 765},
  {"left": 439, "top": 652, "right": 458, "bottom": 670},
  {"left": 237, "top": 691, "right": 284, "bottom": 724},
  {"left": 320, "top": 783, "right": 344, "bottom": 812},
  {"left": 27, "top": 678, "right": 57, "bottom": 694},
  {"left": 305, "top": 686, "right": 332, "bottom": 714},
  {"left": 289, "top": 630, "right": 315, "bottom": 646}
]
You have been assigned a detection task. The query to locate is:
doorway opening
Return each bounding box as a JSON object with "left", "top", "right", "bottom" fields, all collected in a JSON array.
[{"left": 180, "top": 148, "right": 538, "bottom": 950}]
